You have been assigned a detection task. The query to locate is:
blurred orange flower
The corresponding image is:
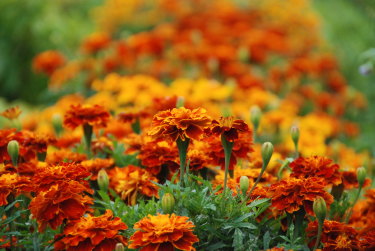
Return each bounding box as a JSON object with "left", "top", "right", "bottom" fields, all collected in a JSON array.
[
  {"left": 1, "top": 106, "right": 22, "bottom": 120},
  {"left": 267, "top": 177, "right": 333, "bottom": 215},
  {"left": 63, "top": 104, "right": 110, "bottom": 129},
  {"left": 108, "top": 165, "right": 159, "bottom": 205},
  {"left": 148, "top": 107, "right": 212, "bottom": 142},
  {"left": 307, "top": 220, "right": 360, "bottom": 250},
  {"left": 54, "top": 210, "right": 127, "bottom": 251},
  {"left": 290, "top": 156, "right": 341, "bottom": 186},
  {"left": 32, "top": 50, "right": 65, "bottom": 75},
  {"left": 81, "top": 32, "right": 111, "bottom": 54},
  {"left": 129, "top": 213, "right": 199, "bottom": 251}
]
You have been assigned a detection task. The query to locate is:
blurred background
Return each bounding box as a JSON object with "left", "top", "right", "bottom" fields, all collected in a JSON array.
[{"left": 0, "top": 0, "right": 374, "bottom": 149}]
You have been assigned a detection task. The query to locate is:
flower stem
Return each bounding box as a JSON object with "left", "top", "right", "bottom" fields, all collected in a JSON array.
[
  {"left": 221, "top": 134, "right": 234, "bottom": 196},
  {"left": 83, "top": 123, "right": 93, "bottom": 157},
  {"left": 176, "top": 137, "right": 190, "bottom": 186},
  {"left": 313, "top": 220, "right": 323, "bottom": 251}
]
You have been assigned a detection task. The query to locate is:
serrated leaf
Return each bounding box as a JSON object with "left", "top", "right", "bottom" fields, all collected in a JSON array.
[{"left": 233, "top": 228, "right": 244, "bottom": 250}]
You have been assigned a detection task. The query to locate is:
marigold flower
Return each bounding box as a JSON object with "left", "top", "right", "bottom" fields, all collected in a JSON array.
[
  {"left": 32, "top": 50, "right": 65, "bottom": 75},
  {"left": 341, "top": 170, "right": 371, "bottom": 190},
  {"left": 349, "top": 189, "right": 375, "bottom": 234},
  {"left": 29, "top": 182, "right": 94, "bottom": 232},
  {"left": 129, "top": 214, "right": 199, "bottom": 251},
  {"left": 290, "top": 156, "right": 342, "bottom": 186},
  {"left": 1, "top": 106, "right": 22, "bottom": 120},
  {"left": 108, "top": 165, "right": 159, "bottom": 205},
  {"left": 210, "top": 116, "right": 250, "bottom": 142},
  {"left": 306, "top": 220, "right": 360, "bottom": 250},
  {"left": 45, "top": 149, "right": 87, "bottom": 164},
  {"left": 81, "top": 158, "right": 114, "bottom": 180},
  {"left": 359, "top": 230, "right": 375, "bottom": 250},
  {"left": 81, "top": 32, "right": 111, "bottom": 54},
  {"left": 63, "top": 104, "right": 110, "bottom": 130},
  {"left": 54, "top": 210, "right": 127, "bottom": 251},
  {"left": 267, "top": 177, "right": 333, "bottom": 215},
  {"left": 148, "top": 107, "right": 212, "bottom": 142}
]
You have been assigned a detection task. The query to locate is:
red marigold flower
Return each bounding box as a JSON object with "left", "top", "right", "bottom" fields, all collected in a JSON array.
[
  {"left": 210, "top": 116, "right": 250, "bottom": 142},
  {"left": 29, "top": 182, "right": 94, "bottom": 232},
  {"left": 148, "top": 107, "right": 212, "bottom": 142},
  {"left": 22, "top": 131, "right": 56, "bottom": 154},
  {"left": 108, "top": 165, "right": 159, "bottom": 205},
  {"left": 45, "top": 149, "right": 87, "bottom": 165},
  {"left": 306, "top": 220, "right": 360, "bottom": 250},
  {"left": 32, "top": 50, "right": 65, "bottom": 75},
  {"left": 54, "top": 209, "right": 127, "bottom": 251},
  {"left": 341, "top": 170, "right": 371, "bottom": 190},
  {"left": 0, "top": 173, "right": 20, "bottom": 206},
  {"left": 349, "top": 189, "right": 375, "bottom": 234},
  {"left": 290, "top": 156, "right": 342, "bottom": 186},
  {"left": 63, "top": 104, "right": 110, "bottom": 130},
  {"left": 81, "top": 158, "right": 114, "bottom": 180},
  {"left": 267, "top": 177, "right": 333, "bottom": 215},
  {"left": 1, "top": 106, "right": 22, "bottom": 120},
  {"left": 129, "top": 214, "right": 199, "bottom": 251},
  {"left": 359, "top": 230, "right": 375, "bottom": 250}
]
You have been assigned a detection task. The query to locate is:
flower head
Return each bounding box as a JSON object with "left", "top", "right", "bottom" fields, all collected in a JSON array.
[
  {"left": 109, "top": 165, "right": 159, "bottom": 205},
  {"left": 148, "top": 107, "right": 211, "bottom": 142},
  {"left": 32, "top": 50, "right": 65, "bottom": 75},
  {"left": 129, "top": 214, "right": 199, "bottom": 251},
  {"left": 1, "top": 106, "right": 22, "bottom": 120},
  {"left": 211, "top": 116, "right": 250, "bottom": 142},
  {"left": 63, "top": 104, "right": 110, "bottom": 130},
  {"left": 290, "top": 156, "right": 342, "bottom": 186},
  {"left": 54, "top": 210, "right": 127, "bottom": 251},
  {"left": 267, "top": 177, "right": 333, "bottom": 215}
]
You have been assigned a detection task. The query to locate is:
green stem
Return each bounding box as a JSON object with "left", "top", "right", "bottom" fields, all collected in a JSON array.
[
  {"left": 248, "top": 163, "right": 267, "bottom": 196},
  {"left": 83, "top": 123, "right": 93, "bottom": 157},
  {"left": 221, "top": 134, "right": 234, "bottom": 196},
  {"left": 313, "top": 220, "right": 323, "bottom": 251},
  {"left": 176, "top": 137, "right": 190, "bottom": 186},
  {"left": 345, "top": 186, "right": 362, "bottom": 223},
  {"left": 293, "top": 208, "right": 306, "bottom": 241}
]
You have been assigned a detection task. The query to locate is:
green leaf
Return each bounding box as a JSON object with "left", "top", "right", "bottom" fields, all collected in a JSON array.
[
  {"left": 233, "top": 228, "right": 244, "bottom": 251},
  {"left": 263, "top": 231, "right": 271, "bottom": 249}
]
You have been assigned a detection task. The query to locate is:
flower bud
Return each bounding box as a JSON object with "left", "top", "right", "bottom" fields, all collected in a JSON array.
[
  {"left": 52, "top": 114, "right": 63, "bottom": 135},
  {"left": 176, "top": 96, "right": 185, "bottom": 108},
  {"left": 261, "top": 142, "right": 274, "bottom": 169},
  {"left": 290, "top": 126, "right": 299, "bottom": 147},
  {"left": 239, "top": 176, "right": 250, "bottom": 194},
  {"left": 97, "top": 169, "right": 109, "bottom": 192},
  {"left": 250, "top": 106, "right": 261, "bottom": 131},
  {"left": 161, "top": 193, "right": 175, "bottom": 214},
  {"left": 313, "top": 196, "right": 327, "bottom": 223},
  {"left": 7, "top": 140, "right": 19, "bottom": 166},
  {"left": 357, "top": 167, "right": 366, "bottom": 188},
  {"left": 115, "top": 243, "right": 125, "bottom": 251}
]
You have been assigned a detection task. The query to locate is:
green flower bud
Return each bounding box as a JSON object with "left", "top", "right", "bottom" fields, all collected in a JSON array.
[
  {"left": 115, "top": 243, "right": 125, "bottom": 251},
  {"left": 261, "top": 142, "right": 274, "bottom": 169},
  {"left": 7, "top": 140, "right": 19, "bottom": 166},
  {"left": 291, "top": 126, "right": 299, "bottom": 147},
  {"left": 162, "top": 193, "right": 175, "bottom": 214},
  {"left": 176, "top": 96, "right": 185, "bottom": 108},
  {"left": 239, "top": 176, "right": 250, "bottom": 194},
  {"left": 357, "top": 167, "right": 366, "bottom": 188},
  {"left": 250, "top": 106, "right": 261, "bottom": 132},
  {"left": 313, "top": 196, "right": 327, "bottom": 223},
  {"left": 97, "top": 169, "right": 109, "bottom": 192}
]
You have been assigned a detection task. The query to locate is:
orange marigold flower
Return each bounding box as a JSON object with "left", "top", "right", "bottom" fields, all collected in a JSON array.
[
  {"left": 307, "top": 220, "right": 360, "bottom": 250},
  {"left": 22, "top": 131, "right": 56, "bottom": 154},
  {"left": 63, "top": 104, "right": 110, "bottom": 130},
  {"left": 349, "top": 189, "right": 375, "bottom": 234},
  {"left": 0, "top": 173, "right": 19, "bottom": 206},
  {"left": 267, "top": 177, "right": 333, "bottom": 215},
  {"left": 29, "top": 182, "right": 94, "bottom": 232},
  {"left": 54, "top": 210, "right": 127, "bottom": 251},
  {"left": 129, "top": 214, "right": 199, "bottom": 251},
  {"left": 1, "top": 106, "right": 22, "bottom": 120},
  {"left": 81, "top": 158, "right": 114, "bottom": 180},
  {"left": 341, "top": 170, "right": 371, "bottom": 190},
  {"left": 359, "top": 230, "right": 375, "bottom": 250},
  {"left": 32, "top": 50, "right": 65, "bottom": 75},
  {"left": 290, "top": 156, "right": 342, "bottom": 186},
  {"left": 33, "top": 162, "right": 91, "bottom": 192},
  {"left": 46, "top": 149, "right": 87, "bottom": 165},
  {"left": 148, "top": 107, "right": 212, "bottom": 142},
  {"left": 211, "top": 116, "right": 250, "bottom": 142},
  {"left": 81, "top": 32, "right": 111, "bottom": 54},
  {"left": 108, "top": 165, "right": 159, "bottom": 205}
]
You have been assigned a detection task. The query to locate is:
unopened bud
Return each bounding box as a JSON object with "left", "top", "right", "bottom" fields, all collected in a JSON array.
[
  {"left": 313, "top": 196, "right": 327, "bottom": 223},
  {"left": 97, "top": 169, "right": 109, "bottom": 192},
  {"left": 357, "top": 167, "right": 366, "bottom": 188},
  {"left": 161, "top": 193, "right": 175, "bottom": 214},
  {"left": 291, "top": 126, "right": 299, "bottom": 147},
  {"left": 239, "top": 176, "right": 249, "bottom": 194},
  {"left": 250, "top": 106, "right": 261, "bottom": 131},
  {"left": 261, "top": 142, "right": 274, "bottom": 169},
  {"left": 115, "top": 243, "right": 125, "bottom": 251},
  {"left": 7, "top": 140, "right": 19, "bottom": 166},
  {"left": 176, "top": 96, "right": 185, "bottom": 108}
]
